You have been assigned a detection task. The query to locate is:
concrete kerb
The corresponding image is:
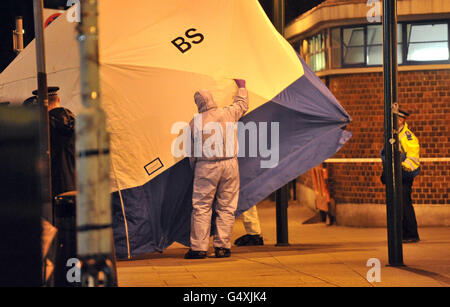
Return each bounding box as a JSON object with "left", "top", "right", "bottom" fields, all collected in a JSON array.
[{"left": 336, "top": 203, "right": 450, "bottom": 227}]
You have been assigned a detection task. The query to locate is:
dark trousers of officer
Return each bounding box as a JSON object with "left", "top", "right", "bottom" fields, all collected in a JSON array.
[{"left": 402, "top": 178, "right": 419, "bottom": 240}]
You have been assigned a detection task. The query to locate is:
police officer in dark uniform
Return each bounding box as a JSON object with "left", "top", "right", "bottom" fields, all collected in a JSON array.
[
  {"left": 30, "top": 87, "right": 76, "bottom": 198},
  {"left": 396, "top": 109, "right": 420, "bottom": 243},
  {"left": 381, "top": 109, "right": 420, "bottom": 243}
]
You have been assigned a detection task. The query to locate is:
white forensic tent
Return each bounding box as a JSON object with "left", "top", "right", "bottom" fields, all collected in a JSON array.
[{"left": 0, "top": 1, "right": 351, "bottom": 258}]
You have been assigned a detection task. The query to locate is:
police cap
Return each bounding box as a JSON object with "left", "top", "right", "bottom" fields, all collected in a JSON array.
[
  {"left": 32, "top": 86, "right": 60, "bottom": 97},
  {"left": 23, "top": 96, "right": 38, "bottom": 107}
]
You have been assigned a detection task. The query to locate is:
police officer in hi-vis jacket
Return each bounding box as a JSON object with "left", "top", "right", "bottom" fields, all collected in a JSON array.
[{"left": 381, "top": 109, "right": 420, "bottom": 243}]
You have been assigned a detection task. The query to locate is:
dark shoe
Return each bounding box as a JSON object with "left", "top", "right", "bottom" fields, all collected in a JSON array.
[
  {"left": 214, "top": 247, "right": 231, "bottom": 258},
  {"left": 184, "top": 249, "right": 207, "bottom": 259},
  {"left": 402, "top": 237, "right": 420, "bottom": 243},
  {"left": 234, "top": 234, "right": 264, "bottom": 246}
]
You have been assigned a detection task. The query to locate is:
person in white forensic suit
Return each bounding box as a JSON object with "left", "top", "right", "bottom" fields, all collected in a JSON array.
[{"left": 185, "top": 79, "right": 248, "bottom": 259}]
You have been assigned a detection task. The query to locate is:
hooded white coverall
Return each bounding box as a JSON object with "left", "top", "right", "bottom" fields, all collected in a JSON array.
[{"left": 189, "top": 88, "right": 249, "bottom": 251}]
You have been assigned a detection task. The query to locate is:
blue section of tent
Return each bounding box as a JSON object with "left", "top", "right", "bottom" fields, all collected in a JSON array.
[
  {"left": 236, "top": 55, "right": 352, "bottom": 215},
  {"left": 236, "top": 102, "right": 351, "bottom": 216},
  {"left": 272, "top": 56, "right": 350, "bottom": 123},
  {"left": 112, "top": 159, "right": 193, "bottom": 258},
  {"left": 112, "top": 57, "right": 352, "bottom": 259}
]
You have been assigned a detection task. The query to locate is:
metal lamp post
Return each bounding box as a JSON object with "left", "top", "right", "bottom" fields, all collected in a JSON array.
[
  {"left": 33, "top": 0, "right": 53, "bottom": 223},
  {"left": 382, "top": 0, "right": 404, "bottom": 266},
  {"left": 76, "top": 0, "right": 116, "bottom": 286},
  {"left": 273, "top": 0, "right": 289, "bottom": 246}
]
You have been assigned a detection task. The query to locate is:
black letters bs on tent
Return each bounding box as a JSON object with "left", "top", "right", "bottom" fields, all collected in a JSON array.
[{"left": 171, "top": 28, "right": 205, "bottom": 54}]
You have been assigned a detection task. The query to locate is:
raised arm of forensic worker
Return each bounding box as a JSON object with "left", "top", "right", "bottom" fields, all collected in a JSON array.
[{"left": 225, "top": 79, "right": 249, "bottom": 122}]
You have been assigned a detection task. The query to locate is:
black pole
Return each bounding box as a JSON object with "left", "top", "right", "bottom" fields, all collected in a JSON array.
[
  {"left": 273, "top": 0, "right": 289, "bottom": 246},
  {"left": 33, "top": 0, "right": 53, "bottom": 223},
  {"left": 382, "top": 0, "right": 403, "bottom": 266},
  {"left": 33, "top": 0, "right": 48, "bottom": 110}
]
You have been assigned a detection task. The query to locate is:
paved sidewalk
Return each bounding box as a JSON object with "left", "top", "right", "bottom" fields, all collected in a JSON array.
[{"left": 116, "top": 200, "right": 450, "bottom": 287}]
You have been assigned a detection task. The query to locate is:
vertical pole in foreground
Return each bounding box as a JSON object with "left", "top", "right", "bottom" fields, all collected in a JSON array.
[
  {"left": 382, "top": 0, "right": 403, "bottom": 266},
  {"left": 77, "top": 0, "right": 116, "bottom": 286},
  {"left": 33, "top": 0, "right": 53, "bottom": 224},
  {"left": 273, "top": 0, "right": 289, "bottom": 246}
]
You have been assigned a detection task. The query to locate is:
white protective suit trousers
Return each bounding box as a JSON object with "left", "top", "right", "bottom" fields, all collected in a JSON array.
[
  {"left": 190, "top": 158, "right": 240, "bottom": 251},
  {"left": 241, "top": 206, "right": 261, "bottom": 235}
]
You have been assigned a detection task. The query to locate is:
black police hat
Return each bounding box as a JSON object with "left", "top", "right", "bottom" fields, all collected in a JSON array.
[
  {"left": 32, "top": 86, "right": 60, "bottom": 97},
  {"left": 398, "top": 109, "right": 410, "bottom": 118},
  {"left": 23, "top": 96, "right": 38, "bottom": 107}
]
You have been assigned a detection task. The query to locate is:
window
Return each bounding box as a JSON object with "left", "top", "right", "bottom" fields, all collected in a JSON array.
[
  {"left": 406, "top": 23, "right": 449, "bottom": 62},
  {"left": 366, "top": 24, "right": 403, "bottom": 66},
  {"left": 330, "top": 21, "right": 449, "bottom": 68},
  {"left": 304, "top": 32, "right": 327, "bottom": 72},
  {"left": 334, "top": 24, "right": 403, "bottom": 67},
  {"left": 343, "top": 27, "right": 365, "bottom": 65}
]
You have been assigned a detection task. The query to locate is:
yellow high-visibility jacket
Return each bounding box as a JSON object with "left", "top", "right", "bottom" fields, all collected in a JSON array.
[{"left": 399, "top": 122, "right": 420, "bottom": 172}]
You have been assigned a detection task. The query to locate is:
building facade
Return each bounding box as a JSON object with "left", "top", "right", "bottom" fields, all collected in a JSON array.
[{"left": 286, "top": 0, "right": 450, "bottom": 226}]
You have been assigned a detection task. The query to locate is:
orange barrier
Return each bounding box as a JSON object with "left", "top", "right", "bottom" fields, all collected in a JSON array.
[{"left": 311, "top": 164, "right": 335, "bottom": 225}]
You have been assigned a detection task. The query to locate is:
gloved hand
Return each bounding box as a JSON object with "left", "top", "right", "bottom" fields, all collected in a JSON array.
[{"left": 234, "top": 79, "right": 246, "bottom": 88}]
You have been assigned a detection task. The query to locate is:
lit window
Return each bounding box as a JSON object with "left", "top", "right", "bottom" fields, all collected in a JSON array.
[
  {"left": 366, "top": 25, "right": 403, "bottom": 66},
  {"left": 302, "top": 21, "right": 449, "bottom": 71},
  {"left": 343, "top": 27, "right": 365, "bottom": 65},
  {"left": 305, "top": 33, "right": 326, "bottom": 72},
  {"left": 406, "top": 23, "right": 449, "bottom": 62}
]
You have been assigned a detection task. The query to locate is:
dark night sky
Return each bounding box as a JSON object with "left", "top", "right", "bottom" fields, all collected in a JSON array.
[{"left": 0, "top": 0, "right": 325, "bottom": 73}]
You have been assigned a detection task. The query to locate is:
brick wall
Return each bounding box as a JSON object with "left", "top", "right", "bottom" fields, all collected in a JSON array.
[{"left": 299, "top": 69, "right": 450, "bottom": 205}]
